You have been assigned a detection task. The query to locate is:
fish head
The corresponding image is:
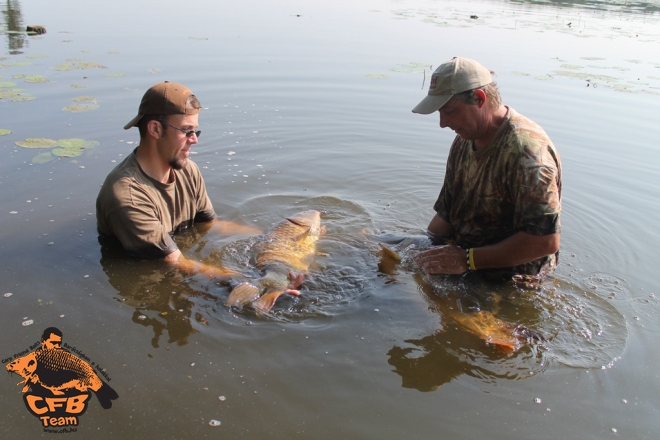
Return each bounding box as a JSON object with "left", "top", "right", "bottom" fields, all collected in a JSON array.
[
  {"left": 6, "top": 352, "right": 37, "bottom": 379},
  {"left": 286, "top": 210, "right": 322, "bottom": 236}
]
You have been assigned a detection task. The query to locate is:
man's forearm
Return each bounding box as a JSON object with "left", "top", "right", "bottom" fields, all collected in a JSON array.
[
  {"left": 165, "top": 249, "right": 243, "bottom": 279},
  {"left": 471, "top": 231, "right": 560, "bottom": 270}
]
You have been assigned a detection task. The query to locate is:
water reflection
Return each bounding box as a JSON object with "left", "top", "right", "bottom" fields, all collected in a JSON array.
[
  {"left": 1, "top": 0, "right": 26, "bottom": 54},
  {"left": 99, "top": 234, "right": 221, "bottom": 348}
]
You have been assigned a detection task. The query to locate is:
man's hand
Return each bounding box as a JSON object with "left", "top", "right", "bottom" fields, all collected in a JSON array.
[
  {"left": 284, "top": 271, "right": 304, "bottom": 296},
  {"left": 414, "top": 244, "right": 468, "bottom": 275}
]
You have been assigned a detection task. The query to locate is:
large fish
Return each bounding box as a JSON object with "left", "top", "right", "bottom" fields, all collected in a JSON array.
[
  {"left": 376, "top": 234, "right": 543, "bottom": 352},
  {"left": 225, "top": 210, "right": 324, "bottom": 313}
]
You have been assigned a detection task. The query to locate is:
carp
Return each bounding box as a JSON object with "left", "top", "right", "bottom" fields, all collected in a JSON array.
[
  {"left": 6, "top": 347, "right": 119, "bottom": 409},
  {"left": 376, "top": 233, "right": 543, "bottom": 352},
  {"left": 225, "top": 210, "right": 324, "bottom": 313}
]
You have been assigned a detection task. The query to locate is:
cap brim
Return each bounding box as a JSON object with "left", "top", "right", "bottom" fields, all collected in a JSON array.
[
  {"left": 411, "top": 94, "right": 453, "bottom": 114},
  {"left": 123, "top": 114, "right": 143, "bottom": 130}
]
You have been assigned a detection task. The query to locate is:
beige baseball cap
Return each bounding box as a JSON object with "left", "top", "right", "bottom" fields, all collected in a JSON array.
[
  {"left": 124, "top": 81, "right": 200, "bottom": 129},
  {"left": 412, "top": 57, "right": 492, "bottom": 114}
]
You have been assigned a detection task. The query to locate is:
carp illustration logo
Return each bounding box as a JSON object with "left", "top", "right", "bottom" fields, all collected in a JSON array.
[{"left": 4, "top": 327, "right": 118, "bottom": 433}]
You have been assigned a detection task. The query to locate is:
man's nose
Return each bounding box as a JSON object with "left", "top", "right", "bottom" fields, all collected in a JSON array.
[{"left": 439, "top": 112, "right": 448, "bottom": 128}]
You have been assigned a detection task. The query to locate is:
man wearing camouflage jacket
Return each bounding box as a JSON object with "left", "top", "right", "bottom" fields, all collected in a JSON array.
[{"left": 412, "top": 57, "right": 561, "bottom": 280}]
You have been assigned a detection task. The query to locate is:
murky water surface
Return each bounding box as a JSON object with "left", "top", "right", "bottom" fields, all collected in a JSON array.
[{"left": 2, "top": 0, "right": 660, "bottom": 438}]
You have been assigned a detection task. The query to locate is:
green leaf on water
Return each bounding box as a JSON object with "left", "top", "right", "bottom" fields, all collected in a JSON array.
[
  {"left": 25, "top": 75, "right": 48, "bottom": 83},
  {"left": 72, "top": 95, "right": 95, "bottom": 102},
  {"left": 11, "top": 62, "right": 31, "bottom": 67},
  {"left": 0, "top": 81, "right": 17, "bottom": 87},
  {"left": 76, "top": 62, "right": 107, "bottom": 69},
  {"left": 104, "top": 72, "right": 124, "bottom": 77},
  {"left": 54, "top": 63, "right": 74, "bottom": 71},
  {"left": 52, "top": 146, "right": 84, "bottom": 157},
  {"left": 27, "top": 55, "right": 47, "bottom": 59},
  {"left": 0, "top": 129, "right": 12, "bottom": 136},
  {"left": 12, "top": 74, "right": 26, "bottom": 79},
  {"left": 70, "top": 84, "right": 86, "bottom": 88},
  {"left": 15, "top": 138, "right": 57, "bottom": 148},
  {"left": 10, "top": 95, "right": 36, "bottom": 101},
  {"left": 365, "top": 74, "right": 390, "bottom": 79},
  {"left": 62, "top": 103, "right": 99, "bottom": 112},
  {"left": 32, "top": 151, "right": 55, "bottom": 164}
]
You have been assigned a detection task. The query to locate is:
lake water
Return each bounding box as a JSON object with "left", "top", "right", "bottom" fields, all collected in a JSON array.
[{"left": 2, "top": 0, "right": 660, "bottom": 438}]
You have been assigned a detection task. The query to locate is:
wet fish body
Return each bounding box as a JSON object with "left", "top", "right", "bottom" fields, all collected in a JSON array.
[{"left": 225, "top": 210, "right": 323, "bottom": 312}]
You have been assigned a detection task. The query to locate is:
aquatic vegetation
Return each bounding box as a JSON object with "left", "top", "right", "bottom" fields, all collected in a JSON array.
[
  {"left": 25, "top": 75, "right": 48, "bottom": 83},
  {"left": 0, "top": 129, "right": 11, "bottom": 136},
  {"left": 54, "top": 61, "right": 108, "bottom": 71},
  {"left": 0, "top": 81, "right": 17, "bottom": 87},
  {"left": 15, "top": 137, "right": 99, "bottom": 163},
  {"left": 70, "top": 84, "right": 86, "bottom": 88},
  {"left": 15, "top": 138, "right": 58, "bottom": 148},
  {"left": 365, "top": 74, "right": 390, "bottom": 79},
  {"left": 9, "top": 95, "right": 36, "bottom": 101},
  {"left": 148, "top": 68, "right": 162, "bottom": 74},
  {"left": 32, "top": 152, "right": 55, "bottom": 164},
  {"left": 64, "top": 96, "right": 99, "bottom": 112},
  {"left": 26, "top": 55, "right": 47, "bottom": 59}
]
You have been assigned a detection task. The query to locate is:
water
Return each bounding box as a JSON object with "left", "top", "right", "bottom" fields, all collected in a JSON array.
[{"left": 2, "top": 0, "right": 660, "bottom": 438}]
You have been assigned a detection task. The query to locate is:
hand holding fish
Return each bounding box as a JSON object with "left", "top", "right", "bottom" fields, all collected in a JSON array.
[{"left": 414, "top": 244, "right": 468, "bottom": 275}]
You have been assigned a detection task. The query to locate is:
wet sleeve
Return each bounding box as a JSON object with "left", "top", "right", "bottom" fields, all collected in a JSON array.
[
  {"left": 102, "top": 188, "right": 179, "bottom": 259},
  {"left": 514, "top": 145, "right": 562, "bottom": 236}
]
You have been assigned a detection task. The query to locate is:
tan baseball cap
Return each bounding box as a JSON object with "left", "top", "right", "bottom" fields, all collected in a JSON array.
[
  {"left": 123, "top": 81, "right": 201, "bottom": 129},
  {"left": 412, "top": 57, "right": 492, "bottom": 114}
]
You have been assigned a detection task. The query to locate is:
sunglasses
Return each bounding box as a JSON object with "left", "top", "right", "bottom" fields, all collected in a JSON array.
[{"left": 162, "top": 122, "right": 201, "bottom": 138}]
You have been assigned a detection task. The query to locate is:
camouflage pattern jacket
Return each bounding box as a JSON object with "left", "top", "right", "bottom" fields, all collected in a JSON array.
[{"left": 434, "top": 107, "right": 562, "bottom": 277}]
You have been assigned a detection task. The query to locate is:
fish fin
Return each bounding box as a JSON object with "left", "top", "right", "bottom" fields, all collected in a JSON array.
[
  {"left": 252, "top": 289, "right": 287, "bottom": 313},
  {"left": 225, "top": 282, "right": 261, "bottom": 307},
  {"left": 94, "top": 382, "right": 119, "bottom": 409},
  {"left": 378, "top": 243, "right": 401, "bottom": 275},
  {"left": 453, "top": 311, "right": 521, "bottom": 352}
]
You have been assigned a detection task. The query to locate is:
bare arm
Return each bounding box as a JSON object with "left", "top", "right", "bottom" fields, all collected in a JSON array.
[
  {"left": 415, "top": 231, "right": 560, "bottom": 275},
  {"left": 163, "top": 218, "right": 260, "bottom": 278},
  {"left": 164, "top": 249, "right": 244, "bottom": 279}
]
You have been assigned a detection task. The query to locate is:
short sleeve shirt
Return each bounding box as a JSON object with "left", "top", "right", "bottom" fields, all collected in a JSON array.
[
  {"left": 96, "top": 150, "right": 216, "bottom": 259},
  {"left": 434, "top": 108, "right": 561, "bottom": 275}
]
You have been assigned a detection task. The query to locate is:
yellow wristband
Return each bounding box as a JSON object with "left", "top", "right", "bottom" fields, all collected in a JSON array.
[{"left": 468, "top": 248, "right": 477, "bottom": 271}]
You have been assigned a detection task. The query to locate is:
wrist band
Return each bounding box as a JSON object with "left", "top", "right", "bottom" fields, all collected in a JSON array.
[
  {"left": 468, "top": 248, "right": 477, "bottom": 271},
  {"left": 465, "top": 248, "right": 471, "bottom": 271}
]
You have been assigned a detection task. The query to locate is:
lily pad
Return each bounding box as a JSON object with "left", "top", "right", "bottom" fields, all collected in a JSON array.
[
  {"left": 54, "top": 63, "right": 74, "bottom": 71},
  {"left": 365, "top": 74, "right": 390, "bottom": 79},
  {"left": 104, "top": 72, "right": 124, "bottom": 77},
  {"left": 10, "top": 95, "right": 36, "bottom": 101},
  {"left": 0, "top": 81, "right": 17, "bottom": 87},
  {"left": 72, "top": 95, "right": 95, "bottom": 102},
  {"left": 11, "top": 62, "right": 31, "bottom": 67},
  {"left": 62, "top": 103, "right": 99, "bottom": 112},
  {"left": 56, "top": 138, "right": 99, "bottom": 149},
  {"left": 32, "top": 152, "right": 55, "bottom": 164},
  {"left": 15, "top": 138, "right": 57, "bottom": 148},
  {"left": 76, "top": 62, "right": 107, "bottom": 69},
  {"left": 52, "top": 146, "right": 84, "bottom": 157},
  {"left": 70, "top": 84, "right": 86, "bottom": 88},
  {"left": 27, "top": 55, "right": 47, "bottom": 59},
  {"left": 12, "top": 74, "right": 26, "bottom": 79},
  {"left": 0, "top": 129, "right": 12, "bottom": 136},
  {"left": 25, "top": 75, "right": 48, "bottom": 83}
]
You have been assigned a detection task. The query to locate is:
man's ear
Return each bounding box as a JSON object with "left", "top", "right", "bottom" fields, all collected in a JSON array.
[
  {"left": 147, "top": 120, "right": 162, "bottom": 139},
  {"left": 474, "top": 88, "right": 487, "bottom": 108}
]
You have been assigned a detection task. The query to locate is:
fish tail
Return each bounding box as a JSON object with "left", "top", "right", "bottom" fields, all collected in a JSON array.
[
  {"left": 252, "top": 289, "right": 286, "bottom": 313},
  {"left": 225, "top": 282, "right": 261, "bottom": 307}
]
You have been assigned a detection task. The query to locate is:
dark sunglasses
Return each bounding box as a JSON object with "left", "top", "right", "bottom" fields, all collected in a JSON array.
[{"left": 162, "top": 122, "right": 201, "bottom": 138}]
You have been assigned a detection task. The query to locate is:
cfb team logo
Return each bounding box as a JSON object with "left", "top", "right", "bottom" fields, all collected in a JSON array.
[{"left": 4, "top": 327, "right": 119, "bottom": 433}]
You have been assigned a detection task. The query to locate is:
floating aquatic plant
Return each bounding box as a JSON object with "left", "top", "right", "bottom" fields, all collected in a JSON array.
[
  {"left": 70, "top": 84, "right": 85, "bottom": 88},
  {"left": 0, "top": 81, "right": 17, "bottom": 87},
  {"left": 32, "top": 152, "right": 55, "bottom": 164},
  {"left": 148, "top": 68, "right": 162, "bottom": 74},
  {"left": 27, "top": 55, "right": 47, "bottom": 59},
  {"left": 63, "top": 103, "right": 99, "bottom": 112},
  {"left": 72, "top": 95, "right": 95, "bottom": 102},
  {"left": 10, "top": 95, "right": 36, "bottom": 101},
  {"left": 25, "top": 75, "right": 48, "bottom": 83},
  {"left": 365, "top": 74, "right": 390, "bottom": 79},
  {"left": 15, "top": 138, "right": 57, "bottom": 148},
  {"left": 0, "top": 129, "right": 11, "bottom": 136},
  {"left": 104, "top": 72, "right": 124, "bottom": 77}
]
